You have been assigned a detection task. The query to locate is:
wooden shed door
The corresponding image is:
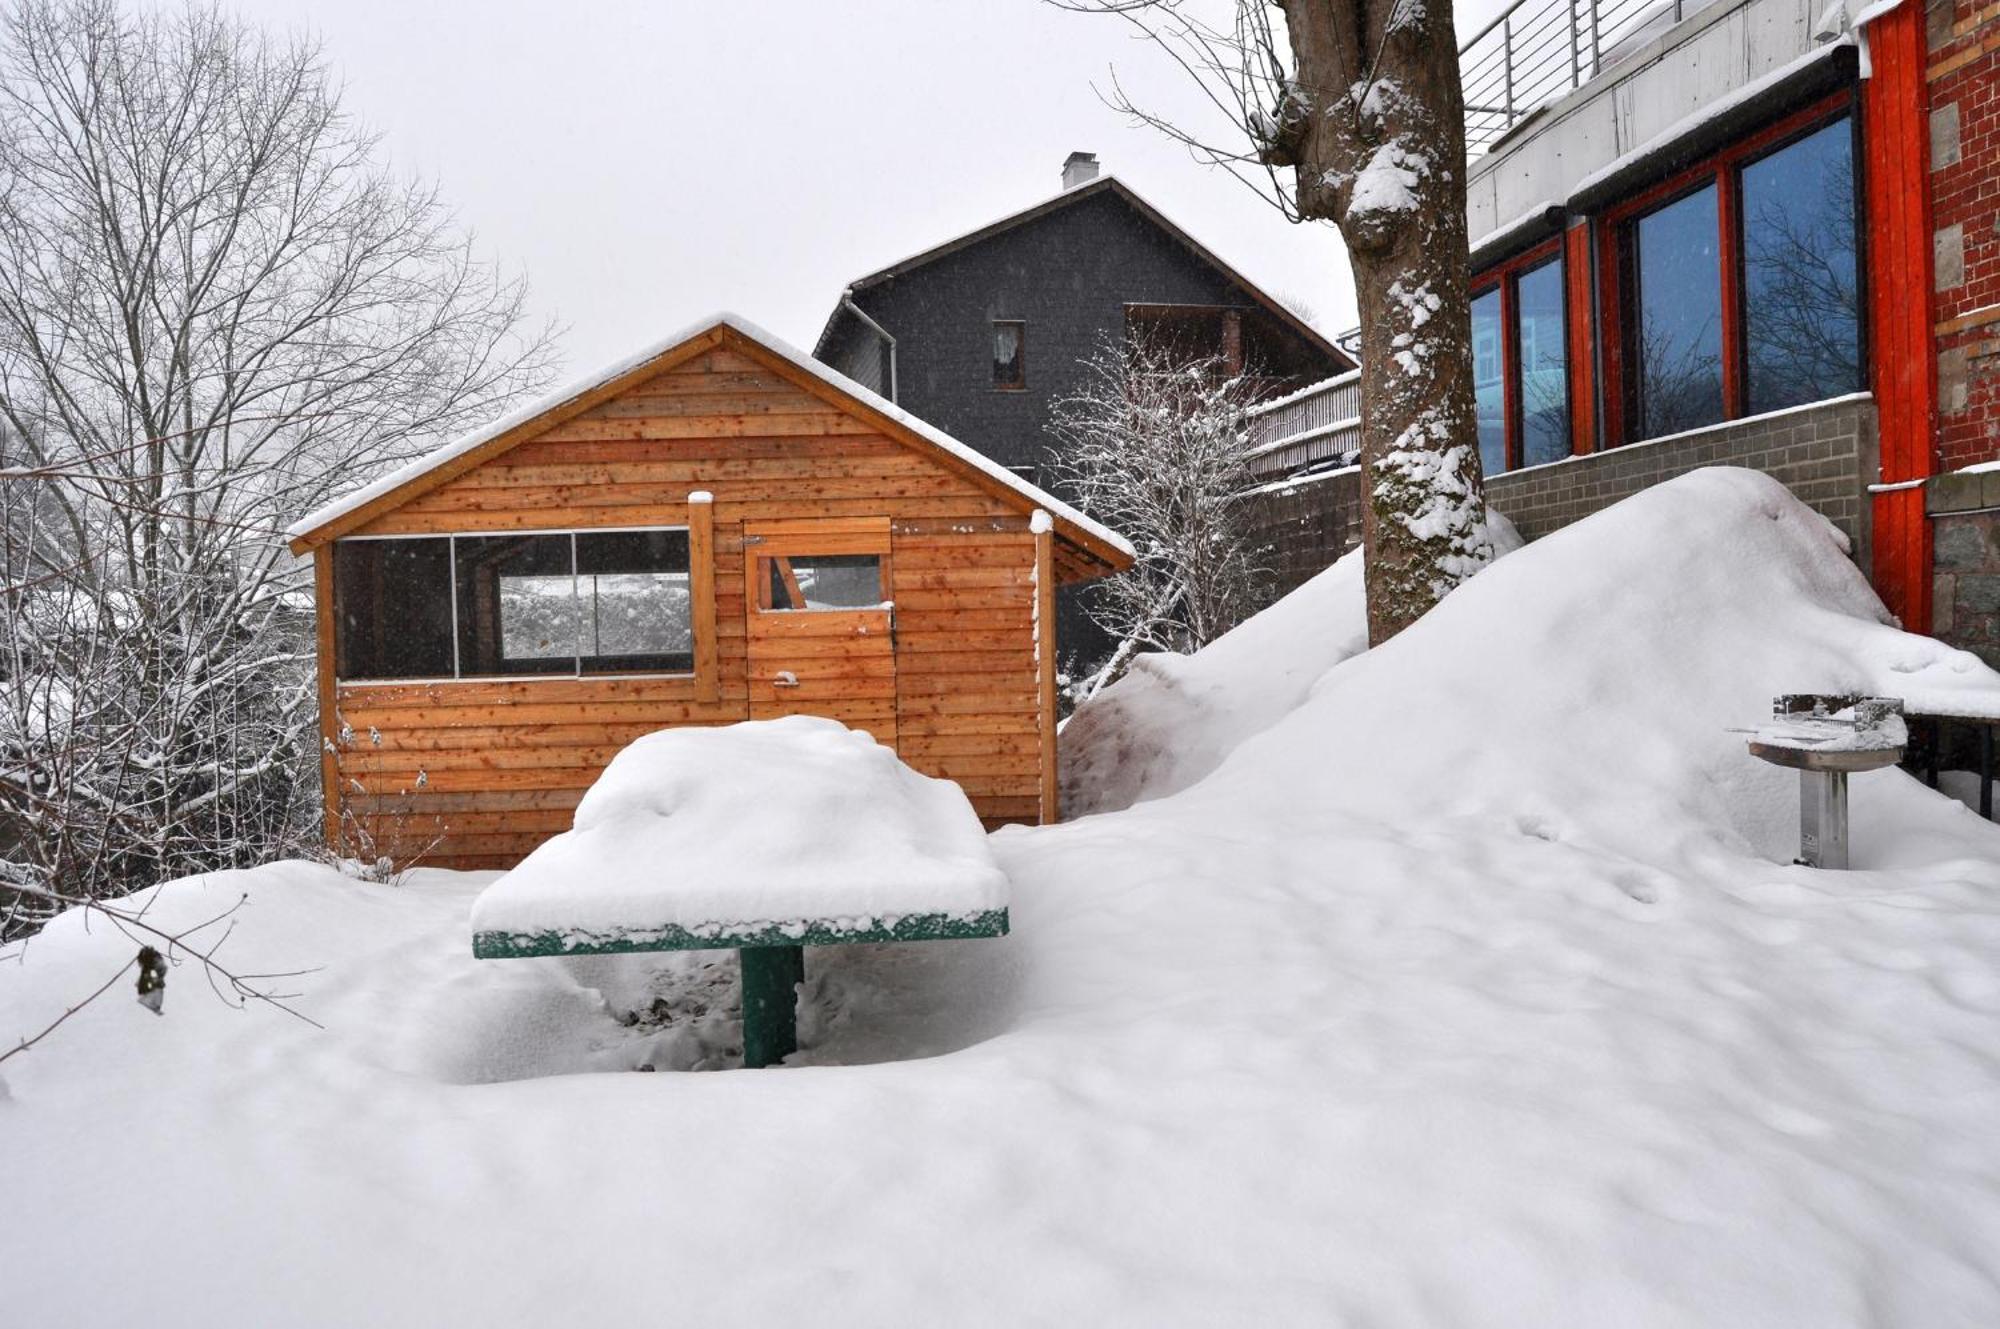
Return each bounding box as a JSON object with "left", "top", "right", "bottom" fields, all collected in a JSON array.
[{"left": 743, "top": 519, "right": 896, "bottom": 747}]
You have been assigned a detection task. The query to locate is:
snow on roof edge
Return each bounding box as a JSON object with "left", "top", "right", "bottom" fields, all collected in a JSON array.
[
  {"left": 1245, "top": 367, "right": 1360, "bottom": 419},
  {"left": 840, "top": 175, "right": 1344, "bottom": 359},
  {"left": 285, "top": 312, "right": 1134, "bottom": 562}
]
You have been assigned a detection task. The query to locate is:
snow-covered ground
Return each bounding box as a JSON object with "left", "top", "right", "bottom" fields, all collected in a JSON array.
[{"left": 7, "top": 470, "right": 2000, "bottom": 1327}]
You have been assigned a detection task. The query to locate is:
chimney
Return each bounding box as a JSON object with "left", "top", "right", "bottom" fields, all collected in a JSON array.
[{"left": 1061, "top": 151, "right": 1100, "bottom": 191}]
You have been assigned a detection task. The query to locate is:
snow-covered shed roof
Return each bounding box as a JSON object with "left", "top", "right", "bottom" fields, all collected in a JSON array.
[
  {"left": 285, "top": 313, "right": 1135, "bottom": 576},
  {"left": 811, "top": 175, "right": 1354, "bottom": 372}
]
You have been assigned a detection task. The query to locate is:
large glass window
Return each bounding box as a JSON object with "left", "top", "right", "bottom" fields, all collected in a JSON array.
[
  {"left": 576, "top": 530, "right": 692, "bottom": 673},
  {"left": 1516, "top": 258, "right": 1570, "bottom": 467},
  {"left": 1740, "top": 118, "right": 1861, "bottom": 415},
  {"left": 1630, "top": 183, "right": 1725, "bottom": 438},
  {"left": 455, "top": 534, "right": 578, "bottom": 677},
  {"left": 1471, "top": 287, "right": 1506, "bottom": 478},
  {"left": 331, "top": 526, "right": 693, "bottom": 682},
  {"left": 332, "top": 539, "right": 455, "bottom": 680},
  {"left": 1470, "top": 249, "right": 1569, "bottom": 475}
]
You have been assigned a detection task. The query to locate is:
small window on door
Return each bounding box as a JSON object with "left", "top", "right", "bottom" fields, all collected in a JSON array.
[
  {"left": 992, "top": 320, "right": 1026, "bottom": 389},
  {"left": 759, "top": 554, "right": 884, "bottom": 611}
]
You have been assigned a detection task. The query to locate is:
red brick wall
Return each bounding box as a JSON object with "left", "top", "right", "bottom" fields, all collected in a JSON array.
[{"left": 1929, "top": 0, "right": 2000, "bottom": 471}]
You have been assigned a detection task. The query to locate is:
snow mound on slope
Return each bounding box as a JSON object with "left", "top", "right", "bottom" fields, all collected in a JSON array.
[
  {"left": 1060, "top": 510, "right": 1522, "bottom": 817},
  {"left": 470, "top": 715, "right": 1006, "bottom": 940},
  {"left": 1187, "top": 467, "right": 2000, "bottom": 863}
]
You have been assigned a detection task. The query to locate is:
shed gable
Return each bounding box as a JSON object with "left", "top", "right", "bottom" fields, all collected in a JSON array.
[{"left": 349, "top": 346, "right": 1006, "bottom": 539}]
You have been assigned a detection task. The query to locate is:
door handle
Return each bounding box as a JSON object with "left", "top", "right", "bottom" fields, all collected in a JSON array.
[{"left": 772, "top": 670, "right": 800, "bottom": 688}]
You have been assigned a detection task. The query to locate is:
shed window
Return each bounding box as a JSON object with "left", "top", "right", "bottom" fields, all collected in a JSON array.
[
  {"left": 576, "top": 530, "right": 693, "bottom": 673},
  {"left": 331, "top": 526, "right": 693, "bottom": 682},
  {"left": 456, "top": 534, "right": 578, "bottom": 676},
  {"left": 332, "top": 539, "right": 455, "bottom": 680},
  {"left": 992, "top": 321, "right": 1026, "bottom": 389},
  {"left": 760, "top": 554, "right": 883, "bottom": 611}
]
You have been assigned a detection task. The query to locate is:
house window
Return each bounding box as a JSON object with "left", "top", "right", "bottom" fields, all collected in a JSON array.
[
  {"left": 1470, "top": 245, "right": 1569, "bottom": 475},
  {"left": 1629, "top": 183, "right": 1725, "bottom": 438},
  {"left": 1471, "top": 287, "right": 1506, "bottom": 476},
  {"left": 331, "top": 526, "right": 693, "bottom": 682},
  {"left": 992, "top": 320, "right": 1026, "bottom": 389},
  {"left": 1608, "top": 99, "right": 1859, "bottom": 446},
  {"left": 1739, "top": 118, "right": 1861, "bottom": 415}
]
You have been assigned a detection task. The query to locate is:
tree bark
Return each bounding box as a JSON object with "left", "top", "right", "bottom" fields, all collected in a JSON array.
[{"left": 1267, "top": 0, "right": 1496, "bottom": 644}]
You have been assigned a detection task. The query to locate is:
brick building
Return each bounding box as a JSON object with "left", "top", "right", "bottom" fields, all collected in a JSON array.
[{"left": 1243, "top": 0, "right": 2000, "bottom": 671}]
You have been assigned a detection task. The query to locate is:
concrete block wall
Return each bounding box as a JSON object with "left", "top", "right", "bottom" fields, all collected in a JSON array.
[
  {"left": 1929, "top": 0, "right": 2000, "bottom": 473},
  {"left": 1240, "top": 468, "right": 1367, "bottom": 597},
  {"left": 1929, "top": 470, "right": 2000, "bottom": 668},
  {"left": 1239, "top": 396, "right": 1876, "bottom": 601}
]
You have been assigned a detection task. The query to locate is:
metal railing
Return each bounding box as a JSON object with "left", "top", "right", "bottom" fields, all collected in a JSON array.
[
  {"left": 1243, "top": 371, "right": 1362, "bottom": 478},
  {"left": 1460, "top": 0, "right": 1688, "bottom": 156}
]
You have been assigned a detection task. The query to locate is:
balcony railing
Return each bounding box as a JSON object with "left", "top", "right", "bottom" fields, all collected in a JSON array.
[{"left": 1460, "top": 0, "right": 1687, "bottom": 155}]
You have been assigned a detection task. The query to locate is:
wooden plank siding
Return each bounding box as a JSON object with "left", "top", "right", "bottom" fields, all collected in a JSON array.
[{"left": 326, "top": 346, "right": 1051, "bottom": 868}]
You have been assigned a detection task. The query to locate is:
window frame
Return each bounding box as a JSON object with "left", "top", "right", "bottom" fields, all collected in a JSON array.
[
  {"left": 331, "top": 523, "right": 697, "bottom": 686},
  {"left": 1599, "top": 92, "right": 1862, "bottom": 448},
  {"left": 991, "top": 319, "right": 1027, "bottom": 391},
  {"left": 1470, "top": 235, "right": 1569, "bottom": 476}
]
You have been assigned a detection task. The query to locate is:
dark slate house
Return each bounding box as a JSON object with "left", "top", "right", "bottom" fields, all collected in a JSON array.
[{"left": 812, "top": 152, "right": 1354, "bottom": 668}]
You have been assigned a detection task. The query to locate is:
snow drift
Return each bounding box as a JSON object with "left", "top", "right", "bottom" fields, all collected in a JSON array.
[
  {"left": 6, "top": 469, "right": 2000, "bottom": 1328},
  {"left": 1061, "top": 508, "right": 1521, "bottom": 816}
]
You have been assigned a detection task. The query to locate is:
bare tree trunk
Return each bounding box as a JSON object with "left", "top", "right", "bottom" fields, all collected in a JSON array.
[
  {"left": 1054, "top": 0, "right": 1497, "bottom": 644},
  {"left": 1262, "top": 0, "right": 1493, "bottom": 643}
]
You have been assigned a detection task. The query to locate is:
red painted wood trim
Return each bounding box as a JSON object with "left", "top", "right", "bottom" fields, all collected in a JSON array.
[
  {"left": 1862, "top": 3, "right": 1938, "bottom": 632},
  {"left": 1500, "top": 276, "right": 1523, "bottom": 472},
  {"left": 1565, "top": 223, "right": 1597, "bottom": 455},
  {"left": 1717, "top": 168, "right": 1747, "bottom": 418},
  {"left": 1596, "top": 213, "right": 1627, "bottom": 447}
]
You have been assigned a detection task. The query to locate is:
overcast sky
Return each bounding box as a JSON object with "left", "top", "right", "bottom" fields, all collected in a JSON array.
[{"left": 214, "top": 0, "right": 1508, "bottom": 379}]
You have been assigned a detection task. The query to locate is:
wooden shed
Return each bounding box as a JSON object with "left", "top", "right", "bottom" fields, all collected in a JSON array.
[{"left": 285, "top": 314, "right": 1133, "bottom": 870}]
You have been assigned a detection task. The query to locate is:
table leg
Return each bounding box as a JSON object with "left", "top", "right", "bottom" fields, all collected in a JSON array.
[
  {"left": 1982, "top": 724, "right": 1994, "bottom": 822},
  {"left": 740, "top": 944, "right": 804, "bottom": 1069}
]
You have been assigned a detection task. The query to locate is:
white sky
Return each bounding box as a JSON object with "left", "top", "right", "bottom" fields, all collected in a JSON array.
[{"left": 218, "top": 0, "right": 1513, "bottom": 379}]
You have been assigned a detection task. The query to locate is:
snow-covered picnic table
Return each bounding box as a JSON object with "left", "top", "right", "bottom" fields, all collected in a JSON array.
[{"left": 470, "top": 716, "right": 1009, "bottom": 1065}]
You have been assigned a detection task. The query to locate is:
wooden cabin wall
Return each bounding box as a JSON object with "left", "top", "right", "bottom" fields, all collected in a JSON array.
[{"left": 326, "top": 345, "right": 1047, "bottom": 869}]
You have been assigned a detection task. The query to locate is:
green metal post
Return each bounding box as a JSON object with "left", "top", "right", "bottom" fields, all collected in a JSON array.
[{"left": 739, "top": 944, "right": 804, "bottom": 1068}]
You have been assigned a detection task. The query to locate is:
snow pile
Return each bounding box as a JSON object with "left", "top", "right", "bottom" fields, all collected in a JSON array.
[
  {"left": 7, "top": 469, "right": 2000, "bottom": 1327},
  {"left": 1061, "top": 510, "right": 1521, "bottom": 816},
  {"left": 469, "top": 716, "right": 1006, "bottom": 943},
  {"left": 1191, "top": 468, "right": 1999, "bottom": 866}
]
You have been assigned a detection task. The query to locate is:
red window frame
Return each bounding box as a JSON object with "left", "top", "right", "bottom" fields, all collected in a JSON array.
[
  {"left": 1597, "top": 91, "right": 1858, "bottom": 448},
  {"left": 1471, "top": 236, "right": 1567, "bottom": 474}
]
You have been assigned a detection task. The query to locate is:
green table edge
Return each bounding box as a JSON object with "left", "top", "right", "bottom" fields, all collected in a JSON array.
[{"left": 473, "top": 907, "right": 1010, "bottom": 959}]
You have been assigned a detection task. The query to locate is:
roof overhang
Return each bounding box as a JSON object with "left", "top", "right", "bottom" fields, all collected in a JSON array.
[
  {"left": 1567, "top": 42, "right": 1859, "bottom": 215},
  {"left": 813, "top": 176, "right": 1355, "bottom": 373}
]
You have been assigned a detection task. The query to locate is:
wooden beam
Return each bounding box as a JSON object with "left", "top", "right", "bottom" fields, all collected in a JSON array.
[
  {"left": 1035, "top": 517, "right": 1059, "bottom": 825},
  {"left": 689, "top": 494, "right": 719, "bottom": 702},
  {"left": 314, "top": 547, "right": 341, "bottom": 850}
]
